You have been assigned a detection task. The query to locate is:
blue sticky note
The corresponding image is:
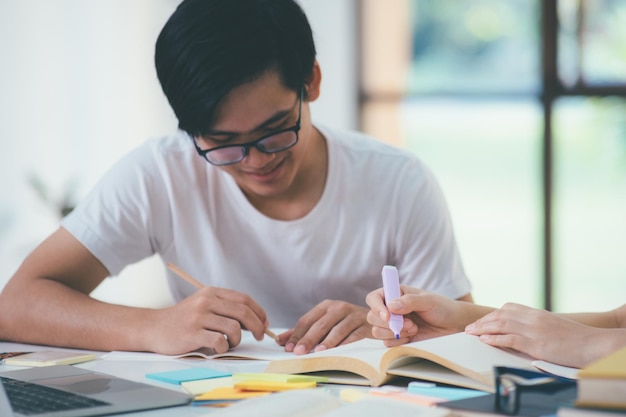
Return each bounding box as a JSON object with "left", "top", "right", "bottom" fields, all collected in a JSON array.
[
  {"left": 146, "top": 368, "right": 231, "bottom": 385},
  {"left": 407, "top": 384, "right": 488, "bottom": 401}
]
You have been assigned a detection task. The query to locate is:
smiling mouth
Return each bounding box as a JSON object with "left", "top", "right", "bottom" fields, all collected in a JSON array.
[{"left": 245, "top": 158, "right": 285, "bottom": 177}]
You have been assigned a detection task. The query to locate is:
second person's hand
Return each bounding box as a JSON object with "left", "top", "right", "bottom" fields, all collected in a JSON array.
[{"left": 366, "top": 286, "right": 488, "bottom": 346}]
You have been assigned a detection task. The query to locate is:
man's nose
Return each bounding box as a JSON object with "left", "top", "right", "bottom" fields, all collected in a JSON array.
[{"left": 242, "top": 145, "right": 275, "bottom": 167}]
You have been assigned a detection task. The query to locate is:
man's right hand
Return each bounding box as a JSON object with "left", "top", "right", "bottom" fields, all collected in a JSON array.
[{"left": 148, "top": 286, "right": 271, "bottom": 355}]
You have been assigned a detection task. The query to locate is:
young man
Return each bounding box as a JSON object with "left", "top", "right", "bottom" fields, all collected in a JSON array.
[
  {"left": 366, "top": 286, "right": 626, "bottom": 367},
  {"left": 0, "top": 0, "right": 472, "bottom": 356}
]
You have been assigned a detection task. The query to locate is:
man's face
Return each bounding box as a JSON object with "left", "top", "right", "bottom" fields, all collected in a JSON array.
[{"left": 195, "top": 72, "right": 315, "bottom": 201}]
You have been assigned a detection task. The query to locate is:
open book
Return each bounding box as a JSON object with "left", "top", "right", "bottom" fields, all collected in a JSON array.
[
  {"left": 263, "top": 332, "right": 537, "bottom": 392},
  {"left": 103, "top": 331, "right": 555, "bottom": 392}
]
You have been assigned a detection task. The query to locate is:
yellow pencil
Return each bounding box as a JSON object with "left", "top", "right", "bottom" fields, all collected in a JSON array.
[{"left": 166, "top": 262, "right": 279, "bottom": 343}]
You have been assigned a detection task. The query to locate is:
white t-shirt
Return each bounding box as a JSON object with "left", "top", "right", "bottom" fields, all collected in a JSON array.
[{"left": 62, "top": 125, "right": 470, "bottom": 327}]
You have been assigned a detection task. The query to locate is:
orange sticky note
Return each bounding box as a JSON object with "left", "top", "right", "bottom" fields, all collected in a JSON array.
[
  {"left": 234, "top": 380, "right": 317, "bottom": 392},
  {"left": 195, "top": 387, "right": 270, "bottom": 401}
]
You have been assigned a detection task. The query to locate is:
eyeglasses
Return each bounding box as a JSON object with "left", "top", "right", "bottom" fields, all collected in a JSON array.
[
  {"left": 194, "top": 89, "right": 303, "bottom": 166},
  {"left": 494, "top": 366, "right": 576, "bottom": 415}
]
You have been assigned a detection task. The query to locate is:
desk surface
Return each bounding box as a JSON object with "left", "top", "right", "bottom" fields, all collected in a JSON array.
[
  {"left": 1, "top": 341, "right": 529, "bottom": 417},
  {"left": 0, "top": 340, "right": 272, "bottom": 416}
]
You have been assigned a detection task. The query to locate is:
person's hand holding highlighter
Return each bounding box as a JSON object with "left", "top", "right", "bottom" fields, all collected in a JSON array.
[{"left": 366, "top": 265, "right": 475, "bottom": 346}]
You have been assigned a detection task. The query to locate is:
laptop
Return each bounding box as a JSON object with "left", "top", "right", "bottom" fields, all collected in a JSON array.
[{"left": 0, "top": 364, "right": 191, "bottom": 416}]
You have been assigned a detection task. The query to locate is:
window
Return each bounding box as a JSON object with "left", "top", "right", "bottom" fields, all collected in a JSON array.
[{"left": 360, "top": 0, "right": 626, "bottom": 310}]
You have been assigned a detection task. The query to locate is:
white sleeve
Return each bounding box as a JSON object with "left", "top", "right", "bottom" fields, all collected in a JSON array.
[{"left": 61, "top": 144, "right": 171, "bottom": 276}]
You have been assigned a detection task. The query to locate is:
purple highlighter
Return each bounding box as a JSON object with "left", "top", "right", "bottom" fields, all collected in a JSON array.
[{"left": 381, "top": 265, "right": 403, "bottom": 339}]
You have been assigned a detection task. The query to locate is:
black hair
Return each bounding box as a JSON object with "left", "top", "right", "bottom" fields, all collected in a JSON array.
[{"left": 155, "top": 0, "right": 316, "bottom": 137}]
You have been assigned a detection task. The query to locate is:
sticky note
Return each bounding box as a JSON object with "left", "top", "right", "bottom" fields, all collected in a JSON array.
[
  {"left": 339, "top": 388, "right": 369, "bottom": 403},
  {"left": 3, "top": 351, "right": 95, "bottom": 367},
  {"left": 233, "top": 380, "right": 317, "bottom": 391},
  {"left": 195, "top": 387, "right": 271, "bottom": 401},
  {"left": 182, "top": 377, "right": 235, "bottom": 396},
  {"left": 146, "top": 367, "right": 231, "bottom": 385},
  {"left": 0, "top": 352, "right": 33, "bottom": 362},
  {"left": 233, "top": 373, "right": 328, "bottom": 383},
  {"left": 372, "top": 391, "right": 443, "bottom": 406},
  {"left": 407, "top": 384, "right": 488, "bottom": 400}
]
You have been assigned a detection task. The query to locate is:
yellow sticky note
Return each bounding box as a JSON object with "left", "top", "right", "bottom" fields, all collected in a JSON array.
[
  {"left": 182, "top": 376, "right": 234, "bottom": 396},
  {"left": 195, "top": 387, "right": 270, "bottom": 401},
  {"left": 339, "top": 388, "right": 369, "bottom": 403},
  {"left": 234, "top": 380, "right": 317, "bottom": 391},
  {"left": 3, "top": 351, "right": 96, "bottom": 367}
]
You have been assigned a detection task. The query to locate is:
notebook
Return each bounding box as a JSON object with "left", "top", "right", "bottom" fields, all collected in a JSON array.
[{"left": 0, "top": 364, "right": 191, "bottom": 416}]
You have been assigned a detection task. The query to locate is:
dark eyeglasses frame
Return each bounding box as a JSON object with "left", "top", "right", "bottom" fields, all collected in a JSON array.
[
  {"left": 194, "top": 88, "right": 303, "bottom": 166},
  {"left": 494, "top": 366, "right": 576, "bottom": 415}
]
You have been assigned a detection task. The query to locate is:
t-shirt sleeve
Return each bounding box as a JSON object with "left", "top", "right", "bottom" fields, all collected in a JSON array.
[{"left": 61, "top": 144, "right": 170, "bottom": 277}]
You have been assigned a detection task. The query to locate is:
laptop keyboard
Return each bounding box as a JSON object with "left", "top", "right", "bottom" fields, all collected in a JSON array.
[{"left": 1, "top": 376, "right": 110, "bottom": 415}]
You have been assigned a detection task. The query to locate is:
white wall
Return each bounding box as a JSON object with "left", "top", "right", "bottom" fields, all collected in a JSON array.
[
  {"left": 0, "top": 0, "right": 357, "bottom": 307},
  {"left": 299, "top": 0, "right": 358, "bottom": 131}
]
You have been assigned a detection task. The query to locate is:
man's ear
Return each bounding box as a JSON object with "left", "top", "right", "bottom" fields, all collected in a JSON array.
[{"left": 304, "top": 61, "right": 322, "bottom": 102}]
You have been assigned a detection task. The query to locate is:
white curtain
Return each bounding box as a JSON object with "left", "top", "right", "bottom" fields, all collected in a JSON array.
[{"left": 0, "top": 0, "right": 180, "bottom": 306}]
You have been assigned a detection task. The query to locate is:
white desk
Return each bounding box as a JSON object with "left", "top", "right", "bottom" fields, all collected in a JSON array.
[
  {"left": 1, "top": 341, "right": 500, "bottom": 417},
  {"left": 0, "top": 341, "right": 270, "bottom": 416}
]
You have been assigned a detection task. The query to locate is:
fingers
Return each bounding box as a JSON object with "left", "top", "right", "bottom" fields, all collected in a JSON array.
[
  {"left": 284, "top": 301, "right": 335, "bottom": 354},
  {"left": 313, "top": 311, "right": 370, "bottom": 352},
  {"left": 365, "top": 288, "right": 388, "bottom": 320},
  {"left": 189, "top": 287, "right": 268, "bottom": 341},
  {"left": 391, "top": 288, "right": 444, "bottom": 315},
  {"left": 464, "top": 303, "right": 554, "bottom": 362},
  {"left": 285, "top": 301, "right": 369, "bottom": 355},
  {"left": 476, "top": 333, "right": 529, "bottom": 352},
  {"left": 365, "top": 286, "right": 423, "bottom": 318},
  {"left": 149, "top": 303, "right": 233, "bottom": 355},
  {"left": 466, "top": 303, "right": 533, "bottom": 335},
  {"left": 198, "top": 330, "right": 231, "bottom": 354},
  {"left": 275, "top": 328, "right": 293, "bottom": 347},
  {"left": 206, "top": 287, "right": 269, "bottom": 341},
  {"left": 367, "top": 286, "right": 427, "bottom": 345},
  {"left": 162, "top": 286, "right": 269, "bottom": 355},
  {"left": 370, "top": 316, "right": 418, "bottom": 345}
]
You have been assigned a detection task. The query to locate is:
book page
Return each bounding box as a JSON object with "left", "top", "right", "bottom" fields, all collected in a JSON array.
[
  {"left": 102, "top": 330, "right": 291, "bottom": 361},
  {"left": 210, "top": 333, "right": 296, "bottom": 360},
  {"left": 388, "top": 359, "right": 492, "bottom": 392},
  {"left": 381, "top": 332, "right": 535, "bottom": 392},
  {"left": 265, "top": 338, "right": 392, "bottom": 386},
  {"left": 532, "top": 360, "right": 579, "bottom": 379}
]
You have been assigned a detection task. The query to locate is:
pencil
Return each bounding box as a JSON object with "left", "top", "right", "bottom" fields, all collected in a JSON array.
[
  {"left": 166, "top": 262, "right": 204, "bottom": 290},
  {"left": 166, "top": 262, "right": 279, "bottom": 343}
]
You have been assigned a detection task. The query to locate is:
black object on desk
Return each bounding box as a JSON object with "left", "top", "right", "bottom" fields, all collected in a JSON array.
[{"left": 443, "top": 386, "right": 577, "bottom": 417}]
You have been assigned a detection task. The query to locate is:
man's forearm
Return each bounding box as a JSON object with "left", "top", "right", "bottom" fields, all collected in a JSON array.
[{"left": 0, "top": 277, "right": 156, "bottom": 352}]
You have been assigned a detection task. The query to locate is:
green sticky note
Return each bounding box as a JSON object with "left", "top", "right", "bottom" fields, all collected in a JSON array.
[{"left": 146, "top": 368, "right": 231, "bottom": 385}]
